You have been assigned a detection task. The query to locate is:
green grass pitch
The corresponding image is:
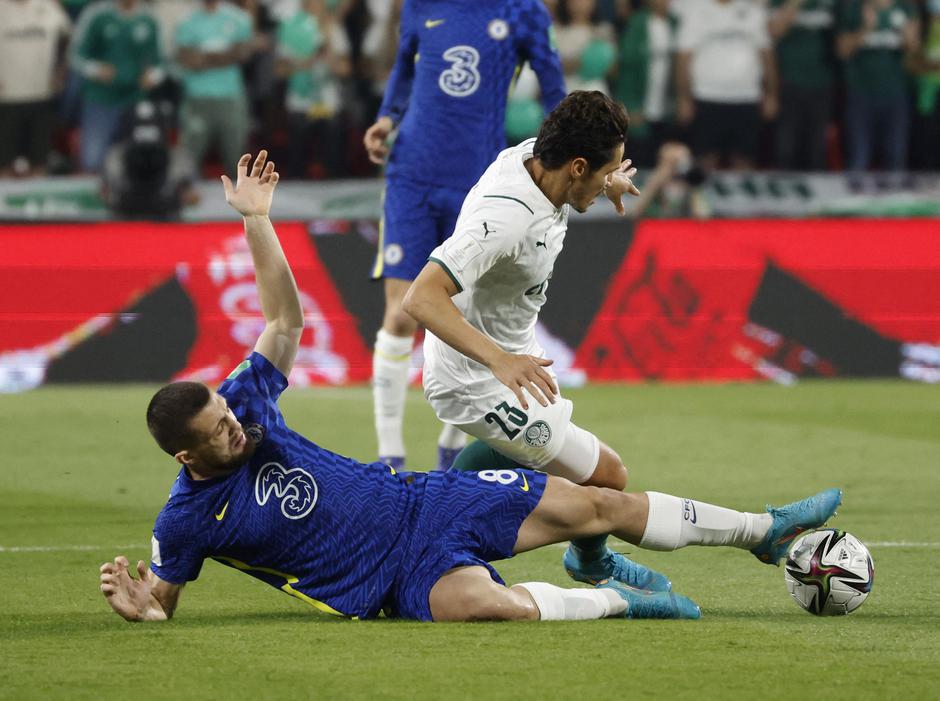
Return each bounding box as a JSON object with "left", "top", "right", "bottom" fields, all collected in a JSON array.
[{"left": 1, "top": 381, "right": 938, "bottom": 700}]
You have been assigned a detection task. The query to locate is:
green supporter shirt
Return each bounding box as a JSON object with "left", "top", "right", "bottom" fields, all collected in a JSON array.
[
  {"left": 613, "top": 10, "right": 678, "bottom": 137},
  {"left": 74, "top": 2, "right": 161, "bottom": 106},
  {"left": 771, "top": 0, "right": 836, "bottom": 88},
  {"left": 277, "top": 12, "right": 324, "bottom": 112},
  {"left": 838, "top": 0, "right": 914, "bottom": 96},
  {"left": 176, "top": 4, "right": 252, "bottom": 99},
  {"left": 918, "top": 15, "right": 940, "bottom": 115}
]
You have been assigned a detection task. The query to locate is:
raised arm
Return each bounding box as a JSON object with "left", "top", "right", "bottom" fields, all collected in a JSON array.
[
  {"left": 402, "top": 262, "right": 557, "bottom": 409},
  {"left": 221, "top": 152, "right": 304, "bottom": 377},
  {"left": 100, "top": 556, "right": 183, "bottom": 622}
]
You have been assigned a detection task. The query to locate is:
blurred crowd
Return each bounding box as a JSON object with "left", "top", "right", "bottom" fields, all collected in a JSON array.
[{"left": 1, "top": 0, "right": 939, "bottom": 183}]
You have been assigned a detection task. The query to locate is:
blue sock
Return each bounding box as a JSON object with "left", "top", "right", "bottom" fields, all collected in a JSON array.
[{"left": 569, "top": 534, "right": 610, "bottom": 563}]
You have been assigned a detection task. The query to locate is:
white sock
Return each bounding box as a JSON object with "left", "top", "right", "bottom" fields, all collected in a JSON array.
[
  {"left": 514, "top": 582, "right": 627, "bottom": 621},
  {"left": 437, "top": 422, "right": 467, "bottom": 451},
  {"left": 372, "top": 329, "right": 413, "bottom": 458},
  {"left": 639, "top": 491, "right": 773, "bottom": 551}
]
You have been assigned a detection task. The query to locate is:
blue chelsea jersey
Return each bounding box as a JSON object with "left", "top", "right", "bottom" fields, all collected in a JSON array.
[
  {"left": 150, "top": 353, "right": 419, "bottom": 619},
  {"left": 379, "top": 0, "right": 566, "bottom": 190}
]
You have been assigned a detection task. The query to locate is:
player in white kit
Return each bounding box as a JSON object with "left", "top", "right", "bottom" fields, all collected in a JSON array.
[{"left": 402, "top": 91, "right": 672, "bottom": 589}]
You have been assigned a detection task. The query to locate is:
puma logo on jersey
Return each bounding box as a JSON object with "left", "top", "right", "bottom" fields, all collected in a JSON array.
[
  {"left": 482, "top": 221, "right": 493, "bottom": 238},
  {"left": 535, "top": 238, "right": 547, "bottom": 248},
  {"left": 425, "top": 18, "right": 445, "bottom": 28}
]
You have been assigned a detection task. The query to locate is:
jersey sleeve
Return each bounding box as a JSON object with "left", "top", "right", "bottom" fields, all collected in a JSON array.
[
  {"left": 377, "top": 0, "right": 419, "bottom": 124},
  {"left": 235, "top": 9, "right": 254, "bottom": 43},
  {"left": 217, "top": 352, "right": 289, "bottom": 416},
  {"left": 514, "top": 0, "right": 566, "bottom": 112},
  {"left": 753, "top": 5, "right": 770, "bottom": 50},
  {"left": 73, "top": 11, "right": 103, "bottom": 66},
  {"left": 151, "top": 511, "right": 205, "bottom": 584},
  {"left": 837, "top": 0, "right": 862, "bottom": 32},
  {"left": 676, "top": 6, "right": 702, "bottom": 51},
  {"left": 428, "top": 197, "right": 529, "bottom": 292},
  {"left": 175, "top": 17, "right": 197, "bottom": 48},
  {"left": 144, "top": 17, "right": 163, "bottom": 66}
]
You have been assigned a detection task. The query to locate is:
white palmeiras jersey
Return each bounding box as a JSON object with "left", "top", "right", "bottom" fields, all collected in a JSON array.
[{"left": 424, "top": 138, "right": 570, "bottom": 424}]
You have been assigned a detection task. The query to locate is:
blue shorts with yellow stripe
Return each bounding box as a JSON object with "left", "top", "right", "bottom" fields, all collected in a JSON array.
[
  {"left": 385, "top": 468, "right": 548, "bottom": 621},
  {"left": 372, "top": 175, "right": 468, "bottom": 282}
]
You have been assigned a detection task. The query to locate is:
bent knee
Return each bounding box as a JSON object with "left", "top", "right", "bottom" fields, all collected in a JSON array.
[
  {"left": 586, "top": 444, "right": 627, "bottom": 491},
  {"left": 383, "top": 307, "right": 418, "bottom": 336}
]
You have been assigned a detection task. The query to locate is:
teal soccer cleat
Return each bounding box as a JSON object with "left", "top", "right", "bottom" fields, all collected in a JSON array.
[
  {"left": 564, "top": 546, "right": 672, "bottom": 592},
  {"left": 750, "top": 487, "right": 843, "bottom": 566},
  {"left": 598, "top": 579, "right": 701, "bottom": 620}
]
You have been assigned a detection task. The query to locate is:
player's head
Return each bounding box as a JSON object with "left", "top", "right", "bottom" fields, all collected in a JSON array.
[
  {"left": 533, "top": 91, "right": 628, "bottom": 213},
  {"left": 147, "top": 382, "right": 253, "bottom": 475}
]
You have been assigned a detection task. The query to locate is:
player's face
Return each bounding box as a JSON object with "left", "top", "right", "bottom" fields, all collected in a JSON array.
[
  {"left": 183, "top": 392, "right": 254, "bottom": 473},
  {"left": 568, "top": 144, "right": 625, "bottom": 213}
]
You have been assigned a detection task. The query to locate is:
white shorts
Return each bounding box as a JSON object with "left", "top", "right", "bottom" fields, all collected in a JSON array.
[{"left": 455, "top": 392, "right": 600, "bottom": 484}]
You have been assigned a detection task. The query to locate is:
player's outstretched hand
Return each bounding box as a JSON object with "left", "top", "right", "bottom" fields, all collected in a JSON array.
[
  {"left": 605, "top": 159, "right": 641, "bottom": 217},
  {"left": 99, "top": 555, "right": 166, "bottom": 622},
  {"left": 364, "top": 116, "right": 393, "bottom": 165},
  {"left": 490, "top": 352, "right": 557, "bottom": 410},
  {"left": 221, "top": 151, "right": 280, "bottom": 217}
]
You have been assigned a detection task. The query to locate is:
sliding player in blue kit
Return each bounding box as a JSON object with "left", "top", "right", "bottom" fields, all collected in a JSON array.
[
  {"left": 98, "top": 152, "right": 842, "bottom": 624},
  {"left": 363, "top": 0, "right": 566, "bottom": 472}
]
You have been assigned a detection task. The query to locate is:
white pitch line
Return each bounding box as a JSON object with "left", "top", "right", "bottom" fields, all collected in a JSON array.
[
  {"left": 548, "top": 541, "right": 940, "bottom": 550},
  {"left": 0, "top": 544, "right": 146, "bottom": 553},
  {"left": 2, "top": 541, "right": 939, "bottom": 554}
]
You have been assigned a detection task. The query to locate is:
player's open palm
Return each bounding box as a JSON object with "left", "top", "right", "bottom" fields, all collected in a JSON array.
[
  {"left": 605, "top": 159, "right": 641, "bottom": 216},
  {"left": 491, "top": 352, "right": 557, "bottom": 410},
  {"left": 221, "top": 151, "right": 280, "bottom": 217},
  {"left": 100, "top": 556, "right": 165, "bottom": 622}
]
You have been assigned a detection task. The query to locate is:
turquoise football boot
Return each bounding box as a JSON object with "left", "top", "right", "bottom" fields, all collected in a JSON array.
[
  {"left": 598, "top": 579, "right": 701, "bottom": 620},
  {"left": 750, "top": 487, "right": 843, "bottom": 565},
  {"left": 564, "top": 546, "right": 672, "bottom": 592}
]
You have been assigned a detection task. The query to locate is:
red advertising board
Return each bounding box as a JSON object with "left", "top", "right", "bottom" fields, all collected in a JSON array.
[
  {"left": 575, "top": 219, "right": 940, "bottom": 381},
  {"left": 0, "top": 222, "right": 371, "bottom": 390},
  {"left": 2, "top": 218, "right": 939, "bottom": 389}
]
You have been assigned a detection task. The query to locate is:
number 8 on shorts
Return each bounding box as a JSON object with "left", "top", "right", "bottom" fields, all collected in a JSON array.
[{"left": 477, "top": 470, "right": 520, "bottom": 485}]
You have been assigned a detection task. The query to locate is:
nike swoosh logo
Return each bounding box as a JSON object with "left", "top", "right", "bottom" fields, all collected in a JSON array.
[
  {"left": 215, "top": 501, "right": 229, "bottom": 521},
  {"left": 519, "top": 472, "right": 529, "bottom": 493},
  {"left": 425, "top": 18, "right": 445, "bottom": 28}
]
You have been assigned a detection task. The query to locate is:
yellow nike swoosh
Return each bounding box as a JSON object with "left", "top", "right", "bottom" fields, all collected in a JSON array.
[
  {"left": 425, "top": 18, "right": 445, "bottom": 28},
  {"left": 215, "top": 501, "right": 229, "bottom": 521},
  {"left": 520, "top": 472, "right": 529, "bottom": 493}
]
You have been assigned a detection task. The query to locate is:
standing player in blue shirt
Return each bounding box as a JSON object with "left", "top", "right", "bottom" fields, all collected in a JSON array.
[
  {"left": 98, "top": 151, "right": 841, "bottom": 623},
  {"left": 363, "top": 0, "right": 566, "bottom": 472}
]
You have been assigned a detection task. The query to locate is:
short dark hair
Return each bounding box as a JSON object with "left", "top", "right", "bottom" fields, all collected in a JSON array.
[
  {"left": 146, "top": 382, "right": 211, "bottom": 456},
  {"left": 533, "top": 91, "right": 629, "bottom": 171}
]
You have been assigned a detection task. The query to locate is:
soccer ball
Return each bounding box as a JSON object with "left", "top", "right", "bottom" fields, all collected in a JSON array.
[{"left": 784, "top": 529, "right": 874, "bottom": 616}]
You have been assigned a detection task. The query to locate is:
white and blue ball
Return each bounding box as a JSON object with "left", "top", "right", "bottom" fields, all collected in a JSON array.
[{"left": 784, "top": 529, "right": 874, "bottom": 616}]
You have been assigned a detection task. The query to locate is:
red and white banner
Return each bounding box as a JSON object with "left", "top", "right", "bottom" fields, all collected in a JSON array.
[
  {"left": 575, "top": 219, "right": 940, "bottom": 381},
  {"left": 0, "top": 223, "right": 371, "bottom": 390}
]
